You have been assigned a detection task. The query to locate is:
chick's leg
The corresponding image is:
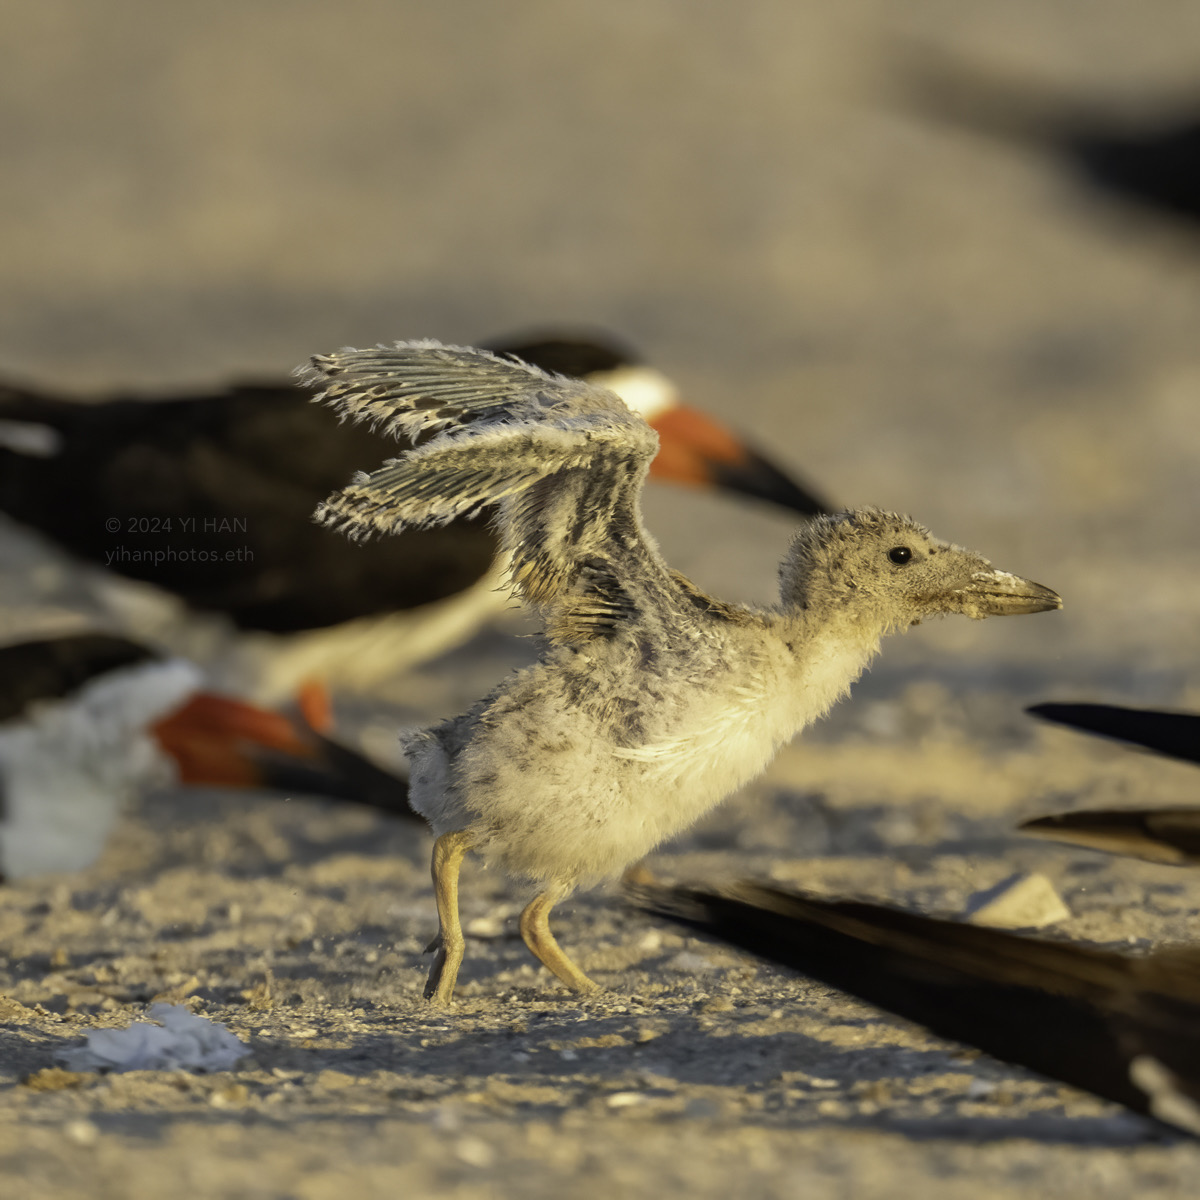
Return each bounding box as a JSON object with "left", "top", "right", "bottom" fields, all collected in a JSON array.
[
  {"left": 519, "top": 890, "right": 599, "bottom": 994},
  {"left": 425, "top": 830, "right": 473, "bottom": 1004}
]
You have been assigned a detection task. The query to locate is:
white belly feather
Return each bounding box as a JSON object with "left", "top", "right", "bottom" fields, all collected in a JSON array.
[{"left": 438, "top": 622, "right": 881, "bottom": 889}]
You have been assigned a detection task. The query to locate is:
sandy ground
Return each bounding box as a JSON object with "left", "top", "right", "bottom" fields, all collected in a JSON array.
[{"left": 3, "top": 2, "right": 1200, "bottom": 1196}]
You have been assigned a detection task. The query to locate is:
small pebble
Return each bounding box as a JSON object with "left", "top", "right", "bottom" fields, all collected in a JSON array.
[
  {"left": 209, "top": 1083, "right": 249, "bottom": 1109},
  {"left": 63, "top": 1119, "right": 99, "bottom": 1147},
  {"left": 966, "top": 873, "right": 1071, "bottom": 929},
  {"left": 454, "top": 1136, "right": 495, "bottom": 1168},
  {"left": 465, "top": 916, "right": 505, "bottom": 938}
]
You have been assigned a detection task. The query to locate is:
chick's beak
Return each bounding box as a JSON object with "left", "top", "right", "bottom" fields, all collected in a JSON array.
[
  {"left": 647, "top": 405, "right": 832, "bottom": 517},
  {"left": 959, "top": 569, "right": 1063, "bottom": 618}
]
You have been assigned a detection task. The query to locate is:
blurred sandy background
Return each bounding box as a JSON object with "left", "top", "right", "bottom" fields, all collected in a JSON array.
[
  {"left": 3, "top": 0, "right": 1199, "bottom": 673},
  {"left": 2, "top": 2, "right": 1200, "bottom": 1197}
]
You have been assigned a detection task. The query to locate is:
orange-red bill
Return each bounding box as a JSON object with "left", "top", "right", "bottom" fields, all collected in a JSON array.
[
  {"left": 149, "top": 687, "right": 416, "bottom": 816},
  {"left": 296, "top": 678, "right": 334, "bottom": 733},
  {"left": 647, "top": 406, "right": 830, "bottom": 516},
  {"left": 151, "top": 691, "right": 317, "bottom": 786}
]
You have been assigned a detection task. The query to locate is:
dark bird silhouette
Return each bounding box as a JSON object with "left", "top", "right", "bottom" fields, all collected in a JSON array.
[
  {"left": 906, "top": 51, "right": 1200, "bottom": 227},
  {"left": 1022, "top": 702, "right": 1200, "bottom": 864},
  {"left": 633, "top": 878, "right": 1200, "bottom": 1136},
  {"left": 1028, "top": 703, "right": 1200, "bottom": 765}
]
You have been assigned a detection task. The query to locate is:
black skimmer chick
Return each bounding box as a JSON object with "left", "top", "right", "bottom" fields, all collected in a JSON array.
[
  {"left": 300, "top": 339, "right": 1061, "bottom": 1004},
  {"left": 0, "top": 335, "right": 829, "bottom": 698},
  {"left": 0, "top": 634, "right": 415, "bottom": 881},
  {"left": 633, "top": 879, "right": 1200, "bottom": 1136},
  {"left": 1022, "top": 702, "right": 1200, "bottom": 864}
]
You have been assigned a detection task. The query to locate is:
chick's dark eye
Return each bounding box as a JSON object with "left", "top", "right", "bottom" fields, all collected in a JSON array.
[{"left": 888, "top": 546, "right": 912, "bottom": 565}]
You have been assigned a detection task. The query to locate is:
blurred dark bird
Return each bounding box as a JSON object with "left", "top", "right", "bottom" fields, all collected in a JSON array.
[
  {"left": 1022, "top": 702, "right": 1200, "bottom": 864},
  {"left": 490, "top": 335, "right": 830, "bottom": 516},
  {"left": 0, "top": 633, "right": 414, "bottom": 881},
  {"left": 634, "top": 878, "right": 1200, "bottom": 1137},
  {"left": 906, "top": 52, "right": 1200, "bottom": 227},
  {"left": 1022, "top": 809, "right": 1200, "bottom": 867},
  {"left": 1029, "top": 702, "right": 1200, "bottom": 765},
  {"left": 0, "top": 333, "right": 831, "bottom": 697}
]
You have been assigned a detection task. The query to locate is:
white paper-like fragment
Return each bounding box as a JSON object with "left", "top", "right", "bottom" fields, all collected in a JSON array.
[{"left": 58, "top": 1004, "right": 248, "bottom": 1073}]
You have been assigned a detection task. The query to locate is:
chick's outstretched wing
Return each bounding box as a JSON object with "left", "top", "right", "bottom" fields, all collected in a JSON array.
[{"left": 299, "top": 340, "right": 674, "bottom": 640}]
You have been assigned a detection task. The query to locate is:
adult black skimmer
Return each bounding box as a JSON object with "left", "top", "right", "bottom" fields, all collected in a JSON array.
[
  {"left": 1022, "top": 702, "right": 1200, "bottom": 864},
  {"left": 633, "top": 879, "right": 1200, "bottom": 1136},
  {"left": 0, "top": 634, "right": 414, "bottom": 881},
  {"left": 0, "top": 334, "right": 830, "bottom": 697},
  {"left": 300, "top": 339, "right": 1060, "bottom": 1003}
]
